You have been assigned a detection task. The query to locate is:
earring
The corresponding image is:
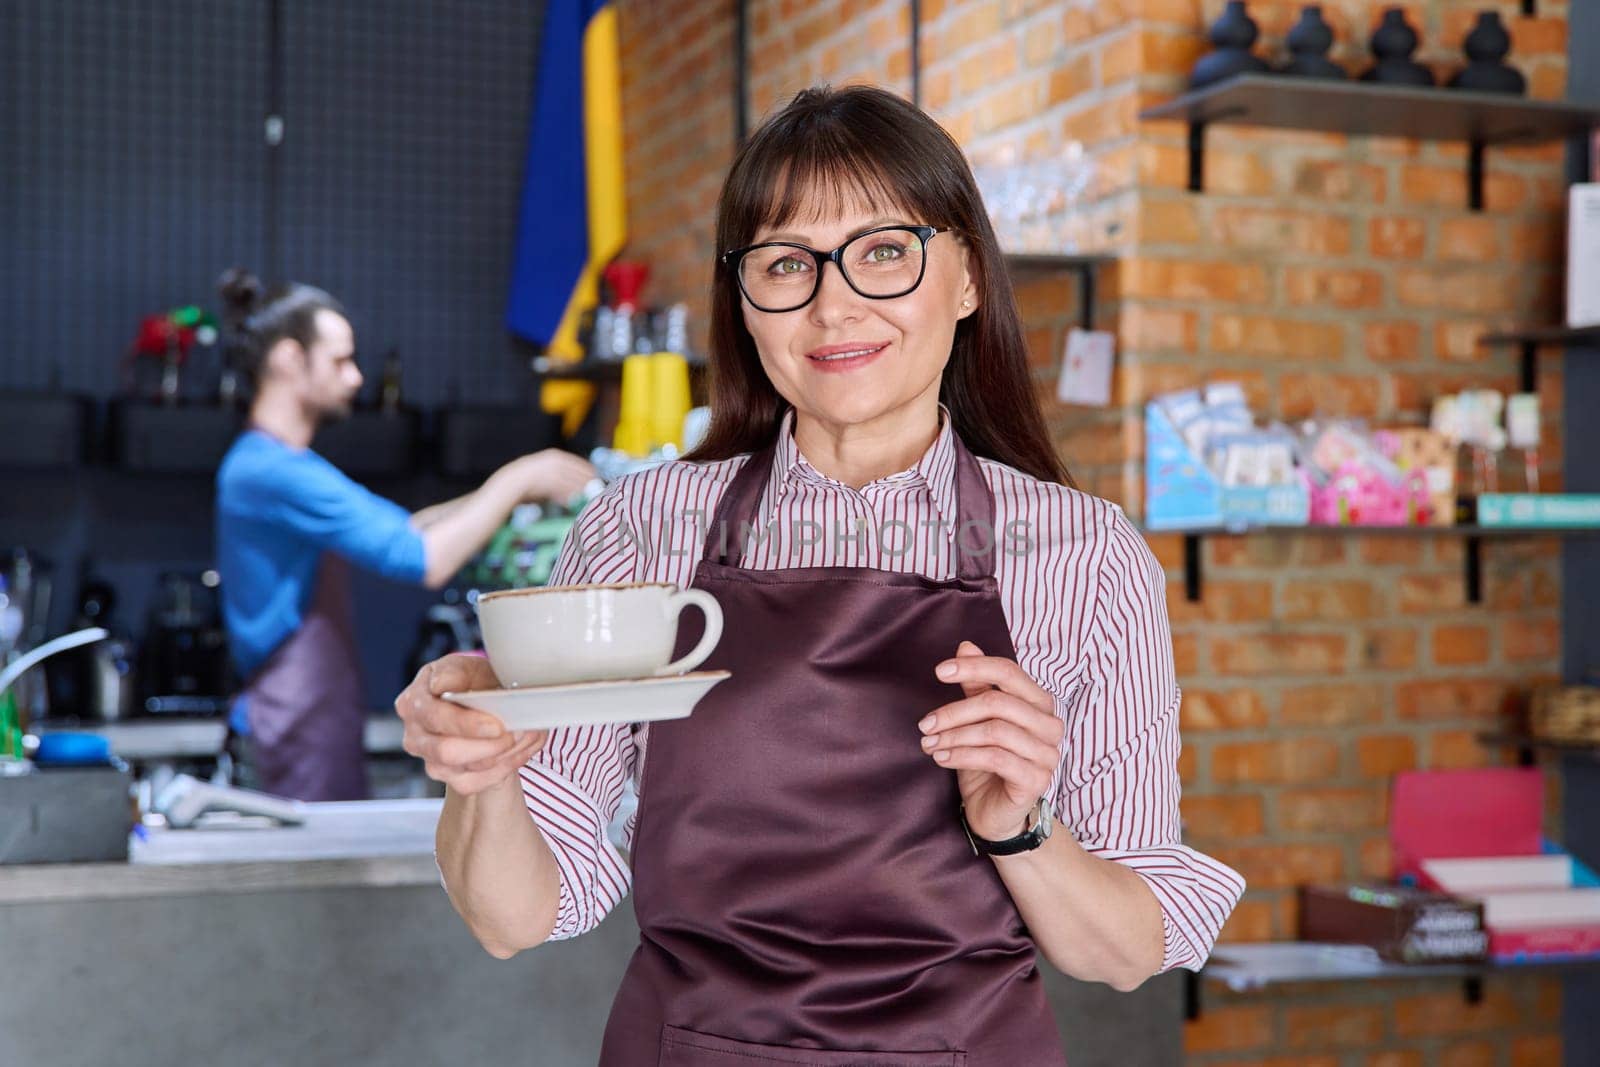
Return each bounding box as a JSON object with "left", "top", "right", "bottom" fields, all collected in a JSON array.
[{"left": 961, "top": 300, "right": 971, "bottom": 309}]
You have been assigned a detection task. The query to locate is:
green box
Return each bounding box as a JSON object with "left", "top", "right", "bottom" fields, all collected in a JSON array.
[{"left": 1476, "top": 494, "right": 1600, "bottom": 528}]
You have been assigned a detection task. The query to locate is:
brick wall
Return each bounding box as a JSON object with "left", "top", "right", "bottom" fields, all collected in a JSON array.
[{"left": 616, "top": 0, "right": 1573, "bottom": 1062}]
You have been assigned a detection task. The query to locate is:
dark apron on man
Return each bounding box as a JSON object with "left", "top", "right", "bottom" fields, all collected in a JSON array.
[
  {"left": 599, "top": 430, "right": 1067, "bottom": 1066},
  {"left": 241, "top": 553, "right": 368, "bottom": 802}
]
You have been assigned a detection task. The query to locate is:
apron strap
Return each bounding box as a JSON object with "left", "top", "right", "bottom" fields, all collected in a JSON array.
[{"left": 699, "top": 418, "right": 1000, "bottom": 582}]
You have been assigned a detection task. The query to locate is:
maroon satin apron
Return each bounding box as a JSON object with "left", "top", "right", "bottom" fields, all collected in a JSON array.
[
  {"left": 242, "top": 553, "right": 368, "bottom": 802},
  {"left": 599, "top": 430, "right": 1067, "bottom": 1066}
]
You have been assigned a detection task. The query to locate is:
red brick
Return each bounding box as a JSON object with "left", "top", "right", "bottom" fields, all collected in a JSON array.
[
  {"left": 1212, "top": 633, "right": 1348, "bottom": 676},
  {"left": 1280, "top": 374, "right": 1382, "bottom": 419},
  {"left": 1284, "top": 1003, "right": 1386, "bottom": 1048},
  {"left": 1369, "top": 216, "right": 1426, "bottom": 259},
  {"left": 1181, "top": 688, "right": 1272, "bottom": 731},
  {"left": 1211, "top": 207, "right": 1352, "bottom": 256},
  {"left": 1396, "top": 680, "right": 1514, "bottom": 722},
  {"left": 1138, "top": 197, "right": 1201, "bottom": 244},
  {"left": 1511, "top": 1034, "right": 1563, "bottom": 1066},
  {"left": 1178, "top": 742, "right": 1198, "bottom": 784},
  {"left": 1396, "top": 268, "right": 1520, "bottom": 314},
  {"left": 1366, "top": 1052, "right": 1425, "bottom": 1067},
  {"left": 1429, "top": 729, "right": 1491, "bottom": 770},
  {"left": 1397, "top": 980, "right": 1523, "bottom": 1034},
  {"left": 1433, "top": 624, "right": 1491, "bottom": 666},
  {"left": 1280, "top": 683, "right": 1384, "bottom": 727},
  {"left": 1183, "top": 1004, "right": 1274, "bottom": 1054},
  {"left": 1212, "top": 842, "right": 1345, "bottom": 889},
  {"left": 1126, "top": 259, "right": 1271, "bottom": 303},
  {"left": 1401, "top": 164, "right": 1468, "bottom": 208},
  {"left": 1438, "top": 217, "right": 1501, "bottom": 263},
  {"left": 1365, "top": 321, "right": 1423, "bottom": 363},
  {"left": 1182, "top": 793, "right": 1266, "bottom": 838},
  {"left": 1207, "top": 149, "right": 1274, "bottom": 196},
  {"left": 1208, "top": 314, "right": 1346, "bottom": 361},
  {"left": 1435, "top": 320, "right": 1492, "bottom": 363},
  {"left": 1439, "top": 1040, "right": 1497, "bottom": 1067},
  {"left": 1360, "top": 834, "right": 1393, "bottom": 879},
  {"left": 1167, "top": 579, "right": 1275, "bottom": 623},
  {"left": 1220, "top": 898, "right": 1274, "bottom": 942},
  {"left": 1360, "top": 628, "right": 1420, "bottom": 670},
  {"left": 1121, "top": 305, "right": 1199, "bottom": 351},
  {"left": 1505, "top": 618, "right": 1560, "bottom": 663},
  {"left": 1212, "top": 738, "right": 1341, "bottom": 784},
  {"left": 1291, "top": 159, "right": 1388, "bottom": 203},
  {"left": 1280, "top": 579, "right": 1381, "bottom": 621},
  {"left": 1358, "top": 735, "right": 1418, "bottom": 778},
  {"left": 1284, "top": 267, "right": 1385, "bottom": 309},
  {"left": 1399, "top": 574, "right": 1466, "bottom": 614},
  {"left": 1278, "top": 787, "right": 1386, "bottom": 833}
]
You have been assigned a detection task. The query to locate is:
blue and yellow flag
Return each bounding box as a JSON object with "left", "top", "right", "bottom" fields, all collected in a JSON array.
[{"left": 508, "top": 0, "right": 626, "bottom": 437}]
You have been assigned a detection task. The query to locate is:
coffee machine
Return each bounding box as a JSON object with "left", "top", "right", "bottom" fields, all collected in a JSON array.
[{"left": 138, "top": 570, "right": 232, "bottom": 715}]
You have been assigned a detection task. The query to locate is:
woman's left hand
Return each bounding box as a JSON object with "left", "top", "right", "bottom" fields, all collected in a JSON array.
[{"left": 920, "top": 640, "right": 1065, "bottom": 843}]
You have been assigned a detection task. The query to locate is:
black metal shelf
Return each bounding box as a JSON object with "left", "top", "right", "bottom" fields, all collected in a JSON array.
[
  {"left": 1155, "top": 524, "right": 1600, "bottom": 605},
  {"left": 530, "top": 356, "right": 707, "bottom": 382},
  {"left": 1138, "top": 74, "right": 1600, "bottom": 211},
  {"left": 1478, "top": 730, "right": 1600, "bottom": 767},
  {"left": 1002, "top": 252, "right": 1111, "bottom": 331},
  {"left": 1479, "top": 325, "right": 1600, "bottom": 392}
]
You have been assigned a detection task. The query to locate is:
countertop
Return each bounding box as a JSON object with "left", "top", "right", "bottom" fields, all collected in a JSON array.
[
  {"left": 0, "top": 798, "right": 444, "bottom": 905},
  {"left": 32, "top": 713, "right": 407, "bottom": 759}
]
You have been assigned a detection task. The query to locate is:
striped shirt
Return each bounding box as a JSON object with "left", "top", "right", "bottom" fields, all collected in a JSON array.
[{"left": 518, "top": 406, "right": 1245, "bottom": 973}]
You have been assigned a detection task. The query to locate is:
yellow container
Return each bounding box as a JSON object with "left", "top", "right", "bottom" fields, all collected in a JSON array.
[
  {"left": 648, "top": 352, "right": 692, "bottom": 451},
  {"left": 613, "top": 354, "right": 655, "bottom": 457}
]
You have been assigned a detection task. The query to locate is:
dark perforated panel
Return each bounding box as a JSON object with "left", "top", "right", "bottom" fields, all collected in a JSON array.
[
  {"left": 3, "top": 0, "right": 545, "bottom": 407},
  {"left": 1, "top": 0, "right": 267, "bottom": 396},
  {"left": 277, "top": 0, "right": 542, "bottom": 407}
]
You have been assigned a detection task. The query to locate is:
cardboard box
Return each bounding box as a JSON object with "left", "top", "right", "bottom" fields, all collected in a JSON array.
[{"left": 1299, "top": 883, "right": 1487, "bottom": 963}]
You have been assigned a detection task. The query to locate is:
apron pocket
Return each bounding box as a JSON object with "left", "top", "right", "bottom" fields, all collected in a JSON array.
[{"left": 659, "top": 1024, "right": 967, "bottom": 1067}]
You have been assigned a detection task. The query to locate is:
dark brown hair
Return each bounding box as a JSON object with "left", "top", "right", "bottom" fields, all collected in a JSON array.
[
  {"left": 682, "top": 84, "right": 1071, "bottom": 486},
  {"left": 216, "top": 267, "right": 347, "bottom": 389}
]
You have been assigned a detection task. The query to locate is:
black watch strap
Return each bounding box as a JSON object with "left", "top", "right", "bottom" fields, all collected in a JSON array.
[{"left": 960, "top": 799, "right": 1052, "bottom": 856}]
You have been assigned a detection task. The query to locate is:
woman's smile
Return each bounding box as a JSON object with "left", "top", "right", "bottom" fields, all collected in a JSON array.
[{"left": 805, "top": 339, "right": 892, "bottom": 372}]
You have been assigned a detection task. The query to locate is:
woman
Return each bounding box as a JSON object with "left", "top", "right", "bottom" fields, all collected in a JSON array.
[{"left": 398, "top": 85, "right": 1244, "bottom": 1065}]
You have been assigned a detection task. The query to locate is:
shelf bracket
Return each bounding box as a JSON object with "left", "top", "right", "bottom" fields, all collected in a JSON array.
[
  {"left": 1468, "top": 139, "right": 1486, "bottom": 212},
  {"left": 1463, "top": 975, "right": 1484, "bottom": 1005},
  {"left": 1522, "top": 0, "right": 1535, "bottom": 15},
  {"left": 1465, "top": 534, "right": 1483, "bottom": 604},
  {"left": 1520, "top": 341, "right": 1538, "bottom": 394},
  {"left": 1187, "top": 120, "right": 1207, "bottom": 194},
  {"left": 1078, "top": 264, "right": 1097, "bottom": 331},
  {"left": 1184, "top": 534, "right": 1203, "bottom": 602},
  {"left": 1184, "top": 969, "right": 1202, "bottom": 1021}
]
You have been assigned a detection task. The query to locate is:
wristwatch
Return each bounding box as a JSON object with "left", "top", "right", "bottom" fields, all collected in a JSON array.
[{"left": 960, "top": 798, "right": 1053, "bottom": 857}]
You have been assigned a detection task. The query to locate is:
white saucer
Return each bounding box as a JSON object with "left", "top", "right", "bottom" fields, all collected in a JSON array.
[{"left": 441, "top": 670, "right": 731, "bottom": 731}]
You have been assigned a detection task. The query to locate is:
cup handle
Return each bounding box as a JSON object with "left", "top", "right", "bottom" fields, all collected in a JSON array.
[{"left": 654, "top": 588, "right": 723, "bottom": 676}]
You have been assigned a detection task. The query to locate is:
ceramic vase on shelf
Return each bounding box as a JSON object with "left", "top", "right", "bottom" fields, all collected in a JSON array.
[
  {"left": 1360, "top": 7, "right": 1434, "bottom": 87},
  {"left": 1279, "top": 5, "right": 1346, "bottom": 79},
  {"left": 1189, "top": 0, "right": 1270, "bottom": 89},
  {"left": 1448, "top": 11, "right": 1526, "bottom": 95}
]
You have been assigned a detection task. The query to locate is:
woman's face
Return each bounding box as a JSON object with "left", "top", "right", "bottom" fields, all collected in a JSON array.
[{"left": 740, "top": 189, "right": 980, "bottom": 434}]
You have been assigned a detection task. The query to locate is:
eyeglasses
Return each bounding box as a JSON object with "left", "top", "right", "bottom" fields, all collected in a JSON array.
[{"left": 720, "top": 225, "right": 951, "bottom": 313}]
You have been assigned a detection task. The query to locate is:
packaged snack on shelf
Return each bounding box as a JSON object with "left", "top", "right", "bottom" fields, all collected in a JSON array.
[
  {"left": 1145, "top": 385, "right": 1309, "bottom": 530},
  {"left": 1299, "top": 420, "right": 1436, "bottom": 526},
  {"left": 1392, "top": 429, "right": 1458, "bottom": 527}
]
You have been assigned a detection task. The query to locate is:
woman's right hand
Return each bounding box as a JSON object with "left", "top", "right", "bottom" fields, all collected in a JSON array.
[{"left": 397, "top": 653, "right": 547, "bottom": 795}]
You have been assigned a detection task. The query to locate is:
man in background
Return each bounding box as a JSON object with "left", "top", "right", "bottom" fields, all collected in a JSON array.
[{"left": 214, "top": 269, "right": 594, "bottom": 801}]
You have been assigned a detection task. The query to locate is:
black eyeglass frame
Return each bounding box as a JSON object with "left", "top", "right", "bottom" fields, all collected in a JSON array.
[{"left": 719, "top": 224, "right": 954, "bottom": 313}]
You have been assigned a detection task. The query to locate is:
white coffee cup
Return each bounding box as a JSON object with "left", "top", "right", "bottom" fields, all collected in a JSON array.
[{"left": 475, "top": 582, "right": 723, "bottom": 688}]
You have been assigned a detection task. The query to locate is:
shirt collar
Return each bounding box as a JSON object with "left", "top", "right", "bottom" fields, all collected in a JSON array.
[{"left": 764, "top": 404, "right": 960, "bottom": 529}]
